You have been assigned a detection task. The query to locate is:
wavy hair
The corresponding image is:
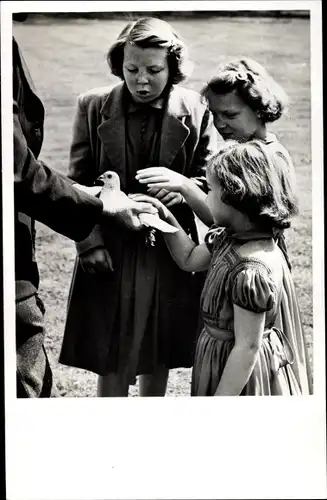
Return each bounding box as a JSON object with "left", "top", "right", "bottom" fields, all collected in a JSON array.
[
  {"left": 201, "top": 58, "right": 288, "bottom": 123},
  {"left": 107, "top": 17, "right": 191, "bottom": 85},
  {"left": 207, "top": 139, "right": 298, "bottom": 229}
]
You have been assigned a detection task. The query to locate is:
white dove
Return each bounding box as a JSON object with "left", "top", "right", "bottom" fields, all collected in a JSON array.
[{"left": 96, "top": 171, "right": 179, "bottom": 233}]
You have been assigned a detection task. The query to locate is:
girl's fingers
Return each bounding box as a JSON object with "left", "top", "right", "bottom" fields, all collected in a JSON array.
[
  {"left": 163, "top": 193, "right": 182, "bottom": 207},
  {"left": 164, "top": 196, "right": 178, "bottom": 207},
  {"left": 144, "top": 182, "right": 170, "bottom": 190},
  {"left": 128, "top": 193, "right": 149, "bottom": 198},
  {"left": 154, "top": 189, "right": 169, "bottom": 200},
  {"left": 137, "top": 176, "right": 170, "bottom": 184},
  {"left": 136, "top": 167, "right": 166, "bottom": 176},
  {"left": 130, "top": 194, "right": 150, "bottom": 201},
  {"left": 131, "top": 195, "right": 163, "bottom": 211},
  {"left": 160, "top": 193, "right": 175, "bottom": 205},
  {"left": 146, "top": 186, "right": 161, "bottom": 196},
  {"left": 134, "top": 200, "right": 160, "bottom": 212}
]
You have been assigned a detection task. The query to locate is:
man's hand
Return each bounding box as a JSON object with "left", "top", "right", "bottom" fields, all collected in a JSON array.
[{"left": 80, "top": 247, "right": 114, "bottom": 273}]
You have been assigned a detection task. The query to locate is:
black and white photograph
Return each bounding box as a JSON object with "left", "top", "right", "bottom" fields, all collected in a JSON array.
[{"left": 2, "top": 1, "right": 326, "bottom": 498}]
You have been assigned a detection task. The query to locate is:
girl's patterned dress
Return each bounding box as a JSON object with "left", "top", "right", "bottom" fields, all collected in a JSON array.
[{"left": 191, "top": 226, "right": 312, "bottom": 396}]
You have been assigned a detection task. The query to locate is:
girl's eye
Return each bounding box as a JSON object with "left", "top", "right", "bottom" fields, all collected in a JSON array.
[
  {"left": 126, "top": 68, "right": 138, "bottom": 73},
  {"left": 149, "top": 68, "right": 163, "bottom": 74},
  {"left": 225, "top": 113, "right": 238, "bottom": 119}
]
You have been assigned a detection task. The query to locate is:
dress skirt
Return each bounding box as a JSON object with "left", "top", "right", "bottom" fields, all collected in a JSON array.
[
  {"left": 60, "top": 209, "right": 205, "bottom": 383},
  {"left": 191, "top": 327, "right": 302, "bottom": 396}
]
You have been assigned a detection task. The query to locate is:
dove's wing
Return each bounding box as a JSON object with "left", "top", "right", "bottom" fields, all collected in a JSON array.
[
  {"left": 139, "top": 213, "right": 179, "bottom": 233},
  {"left": 73, "top": 184, "right": 102, "bottom": 197}
]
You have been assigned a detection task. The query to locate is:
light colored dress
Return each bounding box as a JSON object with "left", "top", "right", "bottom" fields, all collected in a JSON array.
[{"left": 191, "top": 226, "right": 312, "bottom": 396}]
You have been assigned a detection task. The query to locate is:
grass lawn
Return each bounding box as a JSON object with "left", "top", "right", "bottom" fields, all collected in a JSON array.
[{"left": 13, "top": 14, "right": 312, "bottom": 396}]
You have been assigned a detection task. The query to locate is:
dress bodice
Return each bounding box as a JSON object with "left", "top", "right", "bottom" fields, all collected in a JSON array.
[{"left": 201, "top": 226, "right": 281, "bottom": 334}]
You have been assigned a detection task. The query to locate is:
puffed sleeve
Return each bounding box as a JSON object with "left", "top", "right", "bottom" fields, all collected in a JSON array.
[
  {"left": 204, "top": 226, "right": 227, "bottom": 253},
  {"left": 231, "top": 263, "right": 278, "bottom": 313}
]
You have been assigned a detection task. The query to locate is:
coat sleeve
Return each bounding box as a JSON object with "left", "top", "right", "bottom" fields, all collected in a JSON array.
[
  {"left": 189, "top": 105, "right": 218, "bottom": 192},
  {"left": 68, "top": 95, "right": 96, "bottom": 185},
  {"left": 13, "top": 101, "right": 103, "bottom": 242},
  {"left": 68, "top": 95, "right": 105, "bottom": 255}
]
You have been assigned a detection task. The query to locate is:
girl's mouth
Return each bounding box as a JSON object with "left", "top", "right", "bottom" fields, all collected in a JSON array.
[{"left": 136, "top": 90, "right": 150, "bottom": 96}]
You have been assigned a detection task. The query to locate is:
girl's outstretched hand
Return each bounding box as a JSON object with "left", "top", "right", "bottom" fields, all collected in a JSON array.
[
  {"left": 146, "top": 186, "right": 184, "bottom": 208},
  {"left": 136, "top": 167, "right": 189, "bottom": 194},
  {"left": 129, "top": 193, "right": 172, "bottom": 222}
]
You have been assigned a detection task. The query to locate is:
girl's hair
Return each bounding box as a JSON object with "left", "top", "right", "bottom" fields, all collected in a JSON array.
[
  {"left": 207, "top": 139, "right": 298, "bottom": 230},
  {"left": 201, "top": 58, "right": 288, "bottom": 123},
  {"left": 107, "top": 17, "right": 190, "bottom": 84}
]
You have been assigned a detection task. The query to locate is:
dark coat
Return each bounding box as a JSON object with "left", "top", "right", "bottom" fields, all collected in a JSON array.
[
  {"left": 59, "top": 83, "right": 219, "bottom": 377},
  {"left": 13, "top": 36, "right": 103, "bottom": 397},
  {"left": 13, "top": 37, "right": 103, "bottom": 302}
]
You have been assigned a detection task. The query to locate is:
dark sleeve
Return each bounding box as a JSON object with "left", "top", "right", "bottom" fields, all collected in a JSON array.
[
  {"left": 68, "top": 95, "right": 95, "bottom": 185},
  {"left": 189, "top": 105, "right": 218, "bottom": 192},
  {"left": 13, "top": 101, "right": 103, "bottom": 242}
]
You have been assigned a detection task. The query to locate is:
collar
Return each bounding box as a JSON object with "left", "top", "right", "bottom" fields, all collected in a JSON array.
[
  {"left": 126, "top": 93, "right": 166, "bottom": 114},
  {"left": 261, "top": 132, "right": 277, "bottom": 145},
  {"left": 210, "top": 225, "right": 274, "bottom": 241},
  {"left": 101, "top": 82, "right": 191, "bottom": 119}
]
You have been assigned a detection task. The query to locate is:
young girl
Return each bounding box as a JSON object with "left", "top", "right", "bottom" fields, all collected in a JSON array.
[
  {"left": 132, "top": 140, "right": 312, "bottom": 395},
  {"left": 59, "top": 17, "right": 218, "bottom": 396},
  {"left": 136, "top": 58, "right": 292, "bottom": 265}
]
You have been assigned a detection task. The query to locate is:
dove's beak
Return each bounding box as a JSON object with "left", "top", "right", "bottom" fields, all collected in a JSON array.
[
  {"left": 96, "top": 172, "right": 115, "bottom": 186},
  {"left": 94, "top": 178, "right": 105, "bottom": 187}
]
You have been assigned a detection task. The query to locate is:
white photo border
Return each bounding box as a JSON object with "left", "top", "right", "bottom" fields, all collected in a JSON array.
[{"left": 2, "top": 2, "right": 325, "bottom": 499}]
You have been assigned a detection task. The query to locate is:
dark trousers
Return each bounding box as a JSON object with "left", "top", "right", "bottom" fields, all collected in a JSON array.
[{"left": 16, "top": 294, "right": 59, "bottom": 397}]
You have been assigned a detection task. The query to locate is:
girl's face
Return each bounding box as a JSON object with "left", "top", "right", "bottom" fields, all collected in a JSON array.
[
  {"left": 123, "top": 44, "right": 170, "bottom": 103},
  {"left": 206, "top": 88, "right": 264, "bottom": 141},
  {"left": 206, "top": 174, "right": 235, "bottom": 227}
]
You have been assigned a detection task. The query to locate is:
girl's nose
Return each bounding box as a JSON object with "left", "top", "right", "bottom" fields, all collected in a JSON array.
[
  {"left": 214, "top": 114, "right": 226, "bottom": 128},
  {"left": 137, "top": 71, "right": 149, "bottom": 84}
]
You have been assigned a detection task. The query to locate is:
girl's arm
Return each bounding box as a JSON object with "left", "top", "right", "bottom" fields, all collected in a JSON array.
[
  {"left": 180, "top": 177, "right": 213, "bottom": 227},
  {"left": 135, "top": 102, "right": 217, "bottom": 227},
  {"left": 135, "top": 168, "right": 213, "bottom": 227},
  {"left": 214, "top": 305, "right": 266, "bottom": 396},
  {"left": 130, "top": 194, "right": 212, "bottom": 272}
]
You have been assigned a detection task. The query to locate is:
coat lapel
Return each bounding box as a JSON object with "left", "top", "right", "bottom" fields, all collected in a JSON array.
[
  {"left": 159, "top": 86, "right": 190, "bottom": 169},
  {"left": 97, "top": 84, "right": 191, "bottom": 185},
  {"left": 97, "top": 83, "right": 127, "bottom": 187}
]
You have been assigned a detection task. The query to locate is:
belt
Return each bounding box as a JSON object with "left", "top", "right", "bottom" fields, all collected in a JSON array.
[{"left": 203, "top": 325, "right": 295, "bottom": 369}]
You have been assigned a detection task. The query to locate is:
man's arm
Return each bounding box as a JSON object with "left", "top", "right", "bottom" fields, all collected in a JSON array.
[{"left": 13, "top": 101, "right": 103, "bottom": 242}]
